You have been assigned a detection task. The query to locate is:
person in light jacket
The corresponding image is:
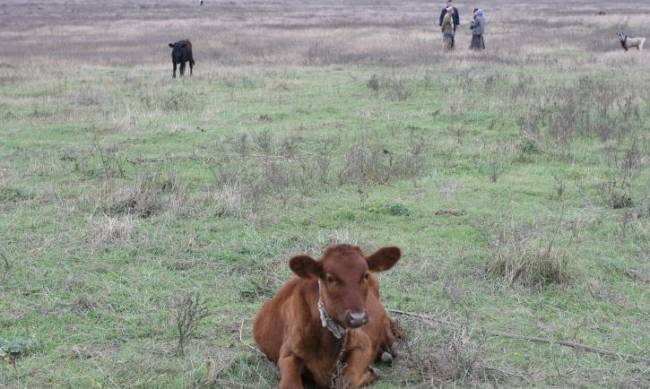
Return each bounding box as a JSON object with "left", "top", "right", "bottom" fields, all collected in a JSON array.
[
  {"left": 469, "top": 8, "right": 486, "bottom": 50},
  {"left": 439, "top": 0, "right": 460, "bottom": 48},
  {"left": 441, "top": 7, "right": 455, "bottom": 50}
]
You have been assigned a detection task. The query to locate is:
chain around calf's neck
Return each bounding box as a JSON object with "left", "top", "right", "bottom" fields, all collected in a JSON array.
[
  {"left": 317, "top": 280, "right": 350, "bottom": 388},
  {"left": 317, "top": 280, "right": 347, "bottom": 339}
]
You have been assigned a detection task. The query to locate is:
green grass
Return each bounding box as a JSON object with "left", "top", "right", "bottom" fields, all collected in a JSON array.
[{"left": 2, "top": 62, "right": 649, "bottom": 387}]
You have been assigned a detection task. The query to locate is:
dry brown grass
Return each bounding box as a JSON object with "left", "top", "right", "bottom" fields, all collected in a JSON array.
[
  {"left": 484, "top": 213, "right": 577, "bottom": 288},
  {"left": 3, "top": 0, "right": 648, "bottom": 69},
  {"left": 89, "top": 214, "right": 135, "bottom": 247}
]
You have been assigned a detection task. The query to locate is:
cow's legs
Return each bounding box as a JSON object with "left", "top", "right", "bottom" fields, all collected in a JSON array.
[
  {"left": 343, "top": 351, "right": 376, "bottom": 387},
  {"left": 189, "top": 62, "right": 193, "bottom": 76},
  {"left": 172, "top": 62, "right": 177, "bottom": 78},
  {"left": 343, "top": 335, "right": 376, "bottom": 388},
  {"left": 179, "top": 62, "right": 186, "bottom": 77},
  {"left": 278, "top": 353, "right": 304, "bottom": 389}
]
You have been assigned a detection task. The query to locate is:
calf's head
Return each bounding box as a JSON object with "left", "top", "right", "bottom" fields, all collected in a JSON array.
[
  {"left": 168, "top": 41, "right": 190, "bottom": 59},
  {"left": 289, "top": 244, "right": 400, "bottom": 329}
]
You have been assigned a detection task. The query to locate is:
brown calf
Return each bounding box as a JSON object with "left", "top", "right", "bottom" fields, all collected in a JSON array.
[{"left": 253, "top": 244, "right": 401, "bottom": 388}]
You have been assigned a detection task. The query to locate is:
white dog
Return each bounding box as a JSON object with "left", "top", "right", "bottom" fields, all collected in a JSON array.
[{"left": 618, "top": 32, "right": 646, "bottom": 51}]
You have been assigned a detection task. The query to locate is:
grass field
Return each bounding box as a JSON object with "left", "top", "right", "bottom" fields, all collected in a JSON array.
[{"left": 1, "top": 0, "right": 650, "bottom": 387}]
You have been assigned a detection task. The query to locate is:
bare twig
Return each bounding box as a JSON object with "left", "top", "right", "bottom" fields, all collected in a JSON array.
[
  {"left": 239, "top": 318, "right": 261, "bottom": 354},
  {"left": 219, "top": 153, "right": 316, "bottom": 160},
  {"left": 388, "top": 309, "right": 650, "bottom": 365},
  {"left": 546, "top": 202, "right": 566, "bottom": 254},
  {"left": 205, "top": 357, "right": 234, "bottom": 386},
  {"left": 0, "top": 249, "right": 9, "bottom": 281},
  {"left": 387, "top": 308, "right": 457, "bottom": 326}
]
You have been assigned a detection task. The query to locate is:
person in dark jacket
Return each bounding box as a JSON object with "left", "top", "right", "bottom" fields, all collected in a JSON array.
[
  {"left": 439, "top": 1, "right": 460, "bottom": 30},
  {"left": 469, "top": 8, "right": 486, "bottom": 50},
  {"left": 439, "top": 1, "right": 460, "bottom": 48}
]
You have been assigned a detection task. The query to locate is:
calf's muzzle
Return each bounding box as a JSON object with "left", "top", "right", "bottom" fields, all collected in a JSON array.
[{"left": 346, "top": 310, "right": 369, "bottom": 328}]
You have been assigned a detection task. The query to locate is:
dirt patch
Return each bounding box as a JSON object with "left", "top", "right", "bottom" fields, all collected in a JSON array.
[
  {"left": 435, "top": 208, "right": 466, "bottom": 217},
  {"left": 73, "top": 294, "right": 101, "bottom": 312},
  {"left": 624, "top": 268, "right": 650, "bottom": 284}
]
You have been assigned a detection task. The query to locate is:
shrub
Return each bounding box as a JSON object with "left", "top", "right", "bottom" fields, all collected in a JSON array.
[
  {"left": 599, "top": 140, "right": 638, "bottom": 209},
  {"left": 0, "top": 336, "right": 41, "bottom": 363},
  {"left": 0, "top": 187, "right": 31, "bottom": 203},
  {"left": 367, "top": 74, "right": 380, "bottom": 92},
  {"left": 364, "top": 201, "right": 410, "bottom": 216},
  {"left": 172, "top": 292, "right": 209, "bottom": 357},
  {"left": 520, "top": 137, "right": 540, "bottom": 155},
  {"left": 517, "top": 77, "right": 643, "bottom": 149},
  {"left": 254, "top": 130, "right": 273, "bottom": 155}
]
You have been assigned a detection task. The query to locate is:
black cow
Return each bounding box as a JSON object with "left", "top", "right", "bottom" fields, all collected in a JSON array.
[{"left": 168, "top": 40, "right": 195, "bottom": 78}]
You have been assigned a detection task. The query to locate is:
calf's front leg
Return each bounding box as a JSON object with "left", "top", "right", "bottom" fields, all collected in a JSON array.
[
  {"left": 342, "top": 335, "right": 377, "bottom": 388},
  {"left": 278, "top": 352, "right": 304, "bottom": 389}
]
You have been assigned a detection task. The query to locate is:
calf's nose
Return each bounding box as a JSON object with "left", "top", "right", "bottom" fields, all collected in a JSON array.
[{"left": 346, "top": 311, "right": 368, "bottom": 328}]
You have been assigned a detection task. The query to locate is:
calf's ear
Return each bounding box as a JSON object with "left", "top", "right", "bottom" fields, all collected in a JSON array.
[
  {"left": 289, "top": 255, "right": 323, "bottom": 279},
  {"left": 366, "top": 246, "right": 401, "bottom": 272},
  {"left": 169, "top": 43, "right": 175, "bottom": 48}
]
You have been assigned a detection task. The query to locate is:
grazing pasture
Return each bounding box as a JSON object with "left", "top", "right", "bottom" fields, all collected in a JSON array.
[{"left": 1, "top": 0, "right": 650, "bottom": 387}]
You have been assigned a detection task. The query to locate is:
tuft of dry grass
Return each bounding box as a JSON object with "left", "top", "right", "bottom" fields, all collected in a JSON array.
[
  {"left": 393, "top": 315, "right": 503, "bottom": 387},
  {"left": 104, "top": 177, "right": 164, "bottom": 218},
  {"left": 101, "top": 172, "right": 186, "bottom": 218},
  {"left": 210, "top": 183, "right": 245, "bottom": 218},
  {"left": 90, "top": 214, "right": 135, "bottom": 247},
  {"left": 339, "top": 142, "right": 392, "bottom": 185},
  {"left": 428, "top": 323, "right": 487, "bottom": 384},
  {"left": 485, "top": 216, "right": 575, "bottom": 288},
  {"left": 386, "top": 77, "right": 412, "bottom": 102},
  {"left": 73, "top": 294, "right": 101, "bottom": 312}
]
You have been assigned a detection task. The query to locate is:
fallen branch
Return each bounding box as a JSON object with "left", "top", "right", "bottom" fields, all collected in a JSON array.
[
  {"left": 488, "top": 331, "right": 650, "bottom": 365},
  {"left": 388, "top": 309, "right": 650, "bottom": 365},
  {"left": 220, "top": 153, "right": 314, "bottom": 160},
  {"left": 387, "top": 308, "right": 456, "bottom": 326}
]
